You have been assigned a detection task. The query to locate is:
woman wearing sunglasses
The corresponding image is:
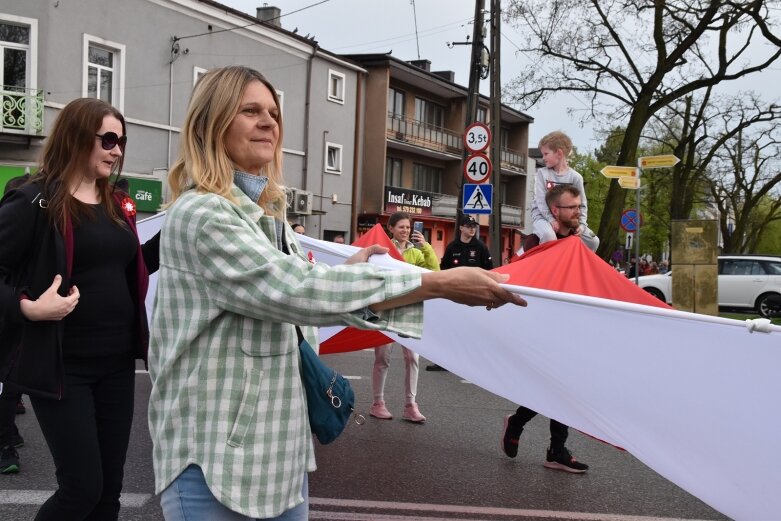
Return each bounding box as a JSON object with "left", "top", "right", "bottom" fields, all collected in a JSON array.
[{"left": 0, "top": 97, "right": 159, "bottom": 520}]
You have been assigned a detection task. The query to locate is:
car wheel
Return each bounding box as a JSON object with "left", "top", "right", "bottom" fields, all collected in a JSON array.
[
  {"left": 755, "top": 292, "right": 781, "bottom": 318},
  {"left": 644, "top": 287, "right": 666, "bottom": 302}
]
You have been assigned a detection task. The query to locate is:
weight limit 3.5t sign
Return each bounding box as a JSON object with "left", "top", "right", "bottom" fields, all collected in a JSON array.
[{"left": 464, "top": 122, "right": 491, "bottom": 154}]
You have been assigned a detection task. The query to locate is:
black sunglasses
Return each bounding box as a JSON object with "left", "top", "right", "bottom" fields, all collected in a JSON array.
[{"left": 95, "top": 132, "right": 127, "bottom": 151}]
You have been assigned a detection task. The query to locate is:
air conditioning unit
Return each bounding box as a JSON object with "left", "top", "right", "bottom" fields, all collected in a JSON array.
[
  {"left": 294, "top": 190, "right": 313, "bottom": 215},
  {"left": 285, "top": 187, "right": 296, "bottom": 212}
]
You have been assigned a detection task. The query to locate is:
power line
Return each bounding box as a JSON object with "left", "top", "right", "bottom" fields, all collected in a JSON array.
[
  {"left": 328, "top": 17, "right": 472, "bottom": 52},
  {"left": 174, "top": 0, "right": 331, "bottom": 42}
]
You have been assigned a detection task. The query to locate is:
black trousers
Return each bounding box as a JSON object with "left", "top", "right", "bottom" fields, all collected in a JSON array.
[
  {"left": 0, "top": 387, "right": 20, "bottom": 447},
  {"left": 507, "top": 405, "right": 569, "bottom": 450},
  {"left": 30, "top": 355, "right": 135, "bottom": 521}
]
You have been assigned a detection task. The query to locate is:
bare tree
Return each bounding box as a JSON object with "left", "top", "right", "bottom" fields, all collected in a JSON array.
[
  {"left": 707, "top": 126, "right": 781, "bottom": 253},
  {"left": 504, "top": 0, "right": 781, "bottom": 259},
  {"left": 645, "top": 90, "right": 781, "bottom": 220}
]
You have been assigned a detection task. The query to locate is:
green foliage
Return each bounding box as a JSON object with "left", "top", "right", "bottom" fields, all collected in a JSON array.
[
  {"left": 755, "top": 219, "right": 781, "bottom": 254},
  {"left": 574, "top": 127, "right": 675, "bottom": 261},
  {"left": 570, "top": 149, "right": 609, "bottom": 234},
  {"left": 745, "top": 196, "right": 781, "bottom": 254},
  {"left": 720, "top": 312, "right": 781, "bottom": 326}
]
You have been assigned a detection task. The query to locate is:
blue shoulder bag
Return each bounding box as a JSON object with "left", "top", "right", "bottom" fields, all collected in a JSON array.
[{"left": 296, "top": 327, "right": 363, "bottom": 444}]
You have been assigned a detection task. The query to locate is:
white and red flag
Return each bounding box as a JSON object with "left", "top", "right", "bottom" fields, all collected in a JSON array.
[{"left": 139, "top": 213, "right": 781, "bottom": 520}]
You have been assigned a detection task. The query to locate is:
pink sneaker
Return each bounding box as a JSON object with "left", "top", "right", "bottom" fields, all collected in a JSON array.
[
  {"left": 402, "top": 402, "right": 426, "bottom": 423},
  {"left": 370, "top": 401, "right": 392, "bottom": 420}
]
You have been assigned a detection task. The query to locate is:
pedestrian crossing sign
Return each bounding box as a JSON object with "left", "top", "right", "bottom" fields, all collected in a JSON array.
[{"left": 463, "top": 183, "right": 492, "bottom": 214}]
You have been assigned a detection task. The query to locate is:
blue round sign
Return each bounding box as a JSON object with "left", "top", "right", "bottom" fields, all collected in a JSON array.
[{"left": 620, "top": 209, "right": 640, "bottom": 232}]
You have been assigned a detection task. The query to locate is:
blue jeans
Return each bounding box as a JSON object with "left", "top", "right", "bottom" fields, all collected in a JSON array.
[{"left": 160, "top": 465, "right": 308, "bottom": 521}]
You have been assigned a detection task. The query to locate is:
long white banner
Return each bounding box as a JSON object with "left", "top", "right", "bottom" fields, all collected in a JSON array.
[
  {"left": 140, "top": 215, "right": 781, "bottom": 520},
  {"left": 297, "top": 234, "right": 781, "bottom": 521}
]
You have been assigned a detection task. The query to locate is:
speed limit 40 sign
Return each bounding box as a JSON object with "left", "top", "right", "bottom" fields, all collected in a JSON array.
[
  {"left": 464, "top": 122, "right": 491, "bottom": 153},
  {"left": 464, "top": 152, "right": 492, "bottom": 183}
]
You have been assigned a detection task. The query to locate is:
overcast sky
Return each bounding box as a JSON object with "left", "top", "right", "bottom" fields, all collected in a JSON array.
[{"left": 219, "top": 0, "right": 780, "bottom": 154}]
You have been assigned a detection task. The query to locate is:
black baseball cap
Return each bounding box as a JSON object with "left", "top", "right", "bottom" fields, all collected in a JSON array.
[{"left": 460, "top": 215, "right": 478, "bottom": 227}]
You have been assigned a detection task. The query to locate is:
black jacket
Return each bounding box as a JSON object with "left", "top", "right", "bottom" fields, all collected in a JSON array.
[
  {"left": 0, "top": 181, "right": 159, "bottom": 399},
  {"left": 440, "top": 236, "right": 493, "bottom": 270}
]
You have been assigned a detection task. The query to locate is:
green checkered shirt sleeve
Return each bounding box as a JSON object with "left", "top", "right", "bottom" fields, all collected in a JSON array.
[{"left": 196, "top": 193, "right": 424, "bottom": 337}]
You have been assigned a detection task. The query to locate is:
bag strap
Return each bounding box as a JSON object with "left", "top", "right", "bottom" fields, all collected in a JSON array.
[
  {"left": 295, "top": 325, "right": 304, "bottom": 346},
  {"left": 276, "top": 221, "right": 306, "bottom": 346}
]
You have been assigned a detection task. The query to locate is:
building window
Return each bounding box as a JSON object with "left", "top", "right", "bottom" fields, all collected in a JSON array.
[
  {"left": 414, "top": 97, "right": 444, "bottom": 128},
  {"left": 83, "top": 34, "right": 125, "bottom": 110},
  {"left": 388, "top": 87, "right": 405, "bottom": 117},
  {"left": 413, "top": 163, "right": 442, "bottom": 193},
  {"left": 0, "top": 21, "right": 30, "bottom": 93},
  {"left": 385, "top": 156, "right": 402, "bottom": 187},
  {"left": 325, "top": 142, "right": 342, "bottom": 173},
  {"left": 193, "top": 66, "right": 207, "bottom": 87},
  {"left": 275, "top": 89, "right": 284, "bottom": 115},
  {"left": 477, "top": 107, "right": 488, "bottom": 123},
  {"left": 328, "top": 69, "right": 345, "bottom": 104},
  {"left": 0, "top": 15, "right": 38, "bottom": 134},
  {"left": 88, "top": 46, "right": 114, "bottom": 102},
  {"left": 501, "top": 128, "right": 510, "bottom": 149}
]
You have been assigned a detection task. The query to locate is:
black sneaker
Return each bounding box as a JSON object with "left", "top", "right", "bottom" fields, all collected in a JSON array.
[
  {"left": 425, "top": 364, "right": 447, "bottom": 372},
  {"left": 543, "top": 447, "right": 588, "bottom": 474},
  {"left": 12, "top": 429, "right": 24, "bottom": 448},
  {"left": 501, "top": 415, "right": 520, "bottom": 458},
  {"left": 16, "top": 398, "right": 25, "bottom": 415},
  {"left": 0, "top": 445, "right": 20, "bottom": 474}
]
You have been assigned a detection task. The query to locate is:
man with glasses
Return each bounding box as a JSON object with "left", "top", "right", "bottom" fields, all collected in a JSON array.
[
  {"left": 500, "top": 184, "right": 594, "bottom": 473},
  {"left": 521, "top": 184, "right": 598, "bottom": 253}
]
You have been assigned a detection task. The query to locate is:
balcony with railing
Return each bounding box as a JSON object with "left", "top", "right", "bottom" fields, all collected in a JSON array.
[
  {"left": 1, "top": 87, "right": 45, "bottom": 136},
  {"left": 386, "top": 113, "right": 463, "bottom": 156},
  {"left": 500, "top": 147, "right": 527, "bottom": 174},
  {"left": 501, "top": 204, "right": 524, "bottom": 227}
]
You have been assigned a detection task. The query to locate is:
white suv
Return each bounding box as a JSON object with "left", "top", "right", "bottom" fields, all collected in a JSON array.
[{"left": 636, "top": 255, "right": 781, "bottom": 317}]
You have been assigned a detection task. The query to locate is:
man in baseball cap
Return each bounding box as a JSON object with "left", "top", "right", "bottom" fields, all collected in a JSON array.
[{"left": 460, "top": 215, "right": 478, "bottom": 227}]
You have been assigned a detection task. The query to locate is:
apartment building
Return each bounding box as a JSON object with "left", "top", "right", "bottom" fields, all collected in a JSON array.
[
  {"left": 0, "top": 0, "right": 360, "bottom": 239},
  {"left": 346, "top": 54, "right": 534, "bottom": 261}
]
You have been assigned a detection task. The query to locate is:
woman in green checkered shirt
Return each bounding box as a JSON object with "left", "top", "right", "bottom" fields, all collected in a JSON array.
[{"left": 148, "top": 66, "right": 526, "bottom": 521}]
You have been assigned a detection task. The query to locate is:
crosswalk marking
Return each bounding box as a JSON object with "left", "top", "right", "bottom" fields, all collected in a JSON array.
[
  {"left": 0, "top": 490, "right": 151, "bottom": 508},
  {"left": 0, "top": 492, "right": 717, "bottom": 520},
  {"left": 309, "top": 498, "right": 716, "bottom": 521}
]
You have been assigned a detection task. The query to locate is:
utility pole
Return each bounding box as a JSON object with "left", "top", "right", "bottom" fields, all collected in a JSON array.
[
  {"left": 452, "top": 0, "right": 486, "bottom": 237},
  {"left": 488, "top": 0, "right": 502, "bottom": 263}
]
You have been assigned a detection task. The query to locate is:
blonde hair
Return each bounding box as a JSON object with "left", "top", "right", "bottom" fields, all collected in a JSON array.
[
  {"left": 168, "top": 66, "right": 286, "bottom": 217},
  {"left": 538, "top": 131, "right": 573, "bottom": 157}
]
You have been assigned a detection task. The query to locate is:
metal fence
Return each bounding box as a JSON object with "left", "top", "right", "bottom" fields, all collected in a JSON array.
[
  {"left": 1, "top": 87, "right": 44, "bottom": 135},
  {"left": 386, "top": 113, "right": 463, "bottom": 155}
]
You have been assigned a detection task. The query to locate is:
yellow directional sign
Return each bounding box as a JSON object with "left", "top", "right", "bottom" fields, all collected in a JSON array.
[
  {"left": 639, "top": 154, "right": 680, "bottom": 169},
  {"left": 618, "top": 176, "right": 641, "bottom": 189},
  {"left": 600, "top": 166, "right": 638, "bottom": 179}
]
